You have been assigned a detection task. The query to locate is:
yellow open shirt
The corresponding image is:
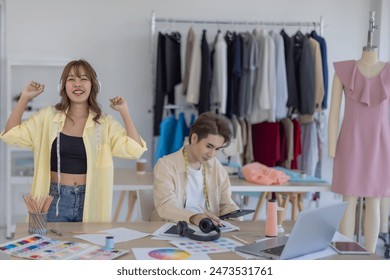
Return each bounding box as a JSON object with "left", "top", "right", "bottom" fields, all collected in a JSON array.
[{"left": 0, "top": 106, "right": 147, "bottom": 222}]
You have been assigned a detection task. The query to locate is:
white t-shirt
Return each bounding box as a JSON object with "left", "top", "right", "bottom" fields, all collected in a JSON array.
[{"left": 185, "top": 165, "right": 206, "bottom": 213}]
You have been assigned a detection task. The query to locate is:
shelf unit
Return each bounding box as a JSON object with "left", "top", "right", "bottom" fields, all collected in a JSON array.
[{"left": 4, "top": 59, "right": 69, "bottom": 238}]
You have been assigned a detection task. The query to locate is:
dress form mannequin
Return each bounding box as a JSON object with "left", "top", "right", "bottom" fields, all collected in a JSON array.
[
  {"left": 380, "top": 197, "right": 390, "bottom": 234},
  {"left": 328, "top": 49, "right": 386, "bottom": 253}
]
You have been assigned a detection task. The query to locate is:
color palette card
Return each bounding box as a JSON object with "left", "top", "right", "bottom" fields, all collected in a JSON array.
[
  {"left": 170, "top": 237, "right": 241, "bottom": 254},
  {"left": 72, "top": 248, "right": 130, "bottom": 260},
  {"left": 0, "top": 234, "right": 51, "bottom": 257},
  {"left": 132, "top": 247, "right": 210, "bottom": 260},
  {"left": 0, "top": 234, "right": 95, "bottom": 259},
  {"left": 26, "top": 242, "right": 98, "bottom": 260},
  {"left": 0, "top": 234, "right": 128, "bottom": 260}
]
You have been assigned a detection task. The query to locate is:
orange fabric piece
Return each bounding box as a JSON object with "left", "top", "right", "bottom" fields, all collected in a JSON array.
[{"left": 242, "top": 162, "right": 290, "bottom": 185}]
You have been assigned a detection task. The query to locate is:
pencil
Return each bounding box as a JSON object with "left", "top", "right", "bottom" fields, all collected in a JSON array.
[
  {"left": 50, "top": 229, "right": 63, "bottom": 236},
  {"left": 232, "top": 235, "right": 249, "bottom": 245}
]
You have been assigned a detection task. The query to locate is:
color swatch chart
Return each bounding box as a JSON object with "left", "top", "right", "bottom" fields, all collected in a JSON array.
[
  {"left": 0, "top": 234, "right": 128, "bottom": 260},
  {"left": 72, "top": 248, "right": 129, "bottom": 260},
  {"left": 170, "top": 237, "right": 241, "bottom": 255},
  {"left": 131, "top": 247, "right": 210, "bottom": 260}
]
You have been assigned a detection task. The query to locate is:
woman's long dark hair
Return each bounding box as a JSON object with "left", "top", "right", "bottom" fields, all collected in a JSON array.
[{"left": 55, "top": 59, "right": 102, "bottom": 123}]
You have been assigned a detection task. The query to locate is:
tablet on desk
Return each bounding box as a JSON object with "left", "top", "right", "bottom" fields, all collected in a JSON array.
[
  {"left": 219, "top": 209, "right": 255, "bottom": 220},
  {"left": 330, "top": 241, "right": 370, "bottom": 255}
]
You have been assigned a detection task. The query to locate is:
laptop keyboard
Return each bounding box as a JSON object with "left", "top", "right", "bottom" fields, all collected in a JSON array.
[{"left": 263, "top": 245, "right": 285, "bottom": 256}]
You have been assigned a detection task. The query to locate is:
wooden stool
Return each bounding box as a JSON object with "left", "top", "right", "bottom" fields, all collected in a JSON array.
[
  {"left": 279, "top": 192, "right": 304, "bottom": 221},
  {"left": 252, "top": 192, "right": 304, "bottom": 221},
  {"left": 252, "top": 192, "right": 283, "bottom": 221},
  {"left": 113, "top": 191, "right": 138, "bottom": 222}
]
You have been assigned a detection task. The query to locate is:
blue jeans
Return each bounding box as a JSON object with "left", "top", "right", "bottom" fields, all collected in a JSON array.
[{"left": 47, "top": 182, "right": 86, "bottom": 222}]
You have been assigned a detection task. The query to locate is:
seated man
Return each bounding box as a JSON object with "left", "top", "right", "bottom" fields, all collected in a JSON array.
[{"left": 152, "top": 112, "right": 240, "bottom": 226}]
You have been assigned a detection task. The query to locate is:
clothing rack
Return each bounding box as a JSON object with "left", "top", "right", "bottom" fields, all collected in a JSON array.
[
  {"left": 163, "top": 104, "right": 197, "bottom": 119},
  {"left": 164, "top": 104, "right": 196, "bottom": 110},
  {"left": 150, "top": 11, "right": 326, "bottom": 164},
  {"left": 149, "top": 11, "right": 325, "bottom": 108},
  {"left": 149, "top": 11, "right": 325, "bottom": 89},
  {"left": 150, "top": 12, "right": 325, "bottom": 37}
]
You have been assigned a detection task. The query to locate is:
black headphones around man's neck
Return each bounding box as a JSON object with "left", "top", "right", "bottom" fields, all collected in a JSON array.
[{"left": 177, "top": 218, "right": 221, "bottom": 241}]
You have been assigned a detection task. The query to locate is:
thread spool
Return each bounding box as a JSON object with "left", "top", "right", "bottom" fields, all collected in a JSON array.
[
  {"left": 105, "top": 236, "right": 114, "bottom": 250},
  {"left": 277, "top": 206, "right": 285, "bottom": 237},
  {"left": 265, "top": 199, "right": 278, "bottom": 237}
]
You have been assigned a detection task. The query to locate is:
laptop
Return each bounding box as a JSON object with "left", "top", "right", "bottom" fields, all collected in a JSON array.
[{"left": 235, "top": 202, "right": 348, "bottom": 260}]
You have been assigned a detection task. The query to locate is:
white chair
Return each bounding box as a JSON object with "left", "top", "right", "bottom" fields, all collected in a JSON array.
[{"left": 136, "top": 189, "right": 155, "bottom": 221}]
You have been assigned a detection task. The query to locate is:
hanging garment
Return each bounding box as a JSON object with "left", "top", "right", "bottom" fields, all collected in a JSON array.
[
  {"left": 269, "top": 30, "right": 288, "bottom": 120},
  {"left": 184, "top": 28, "right": 202, "bottom": 104},
  {"left": 153, "top": 32, "right": 182, "bottom": 136},
  {"left": 239, "top": 118, "right": 248, "bottom": 165},
  {"left": 244, "top": 119, "right": 254, "bottom": 164},
  {"left": 332, "top": 60, "right": 390, "bottom": 197},
  {"left": 280, "top": 29, "right": 298, "bottom": 112},
  {"left": 292, "top": 31, "right": 315, "bottom": 115},
  {"left": 198, "top": 30, "right": 212, "bottom": 114},
  {"left": 291, "top": 119, "right": 302, "bottom": 169},
  {"left": 232, "top": 115, "right": 244, "bottom": 166},
  {"left": 154, "top": 114, "right": 177, "bottom": 164},
  {"left": 311, "top": 30, "right": 329, "bottom": 110},
  {"left": 314, "top": 111, "right": 326, "bottom": 178},
  {"left": 170, "top": 112, "right": 190, "bottom": 153},
  {"left": 251, "top": 122, "right": 280, "bottom": 167},
  {"left": 298, "top": 121, "right": 318, "bottom": 177},
  {"left": 225, "top": 31, "right": 242, "bottom": 118},
  {"left": 298, "top": 37, "right": 324, "bottom": 123},
  {"left": 251, "top": 29, "right": 276, "bottom": 124},
  {"left": 238, "top": 32, "right": 258, "bottom": 119},
  {"left": 277, "top": 120, "right": 288, "bottom": 166},
  {"left": 171, "top": 112, "right": 190, "bottom": 154},
  {"left": 210, "top": 31, "right": 227, "bottom": 114},
  {"left": 280, "top": 118, "right": 294, "bottom": 168}
]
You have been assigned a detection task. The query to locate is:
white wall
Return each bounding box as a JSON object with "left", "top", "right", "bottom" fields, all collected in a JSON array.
[
  {"left": 378, "top": 0, "right": 390, "bottom": 61},
  {"left": 0, "top": 0, "right": 386, "bottom": 225}
]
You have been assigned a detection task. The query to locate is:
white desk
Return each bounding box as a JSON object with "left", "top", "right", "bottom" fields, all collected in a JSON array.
[
  {"left": 113, "top": 169, "right": 331, "bottom": 192},
  {"left": 10, "top": 221, "right": 381, "bottom": 260},
  {"left": 113, "top": 169, "right": 332, "bottom": 222}
]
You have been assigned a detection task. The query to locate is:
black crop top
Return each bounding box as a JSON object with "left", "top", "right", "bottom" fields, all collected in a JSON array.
[{"left": 50, "top": 133, "right": 87, "bottom": 174}]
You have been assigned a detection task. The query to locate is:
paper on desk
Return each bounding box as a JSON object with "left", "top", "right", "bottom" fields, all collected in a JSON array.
[
  {"left": 152, "top": 220, "right": 239, "bottom": 241},
  {"left": 132, "top": 247, "right": 210, "bottom": 260},
  {"left": 171, "top": 237, "right": 242, "bottom": 254},
  {"left": 74, "top": 227, "right": 150, "bottom": 246},
  {"left": 219, "top": 220, "right": 240, "bottom": 232}
]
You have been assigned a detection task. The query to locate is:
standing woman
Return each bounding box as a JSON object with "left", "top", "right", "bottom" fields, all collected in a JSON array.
[
  {"left": 152, "top": 112, "right": 239, "bottom": 226},
  {"left": 0, "top": 59, "right": 147, "bottom": 222}
]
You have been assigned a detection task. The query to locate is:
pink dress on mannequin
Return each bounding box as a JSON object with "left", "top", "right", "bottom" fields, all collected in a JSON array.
[{"left": 332, "top": 60, "right": 390, "bottom": 197}]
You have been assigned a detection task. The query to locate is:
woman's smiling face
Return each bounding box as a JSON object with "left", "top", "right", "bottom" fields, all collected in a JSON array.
[{"left": 65, "top": 67, "right": 92, "bottom": 104}]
